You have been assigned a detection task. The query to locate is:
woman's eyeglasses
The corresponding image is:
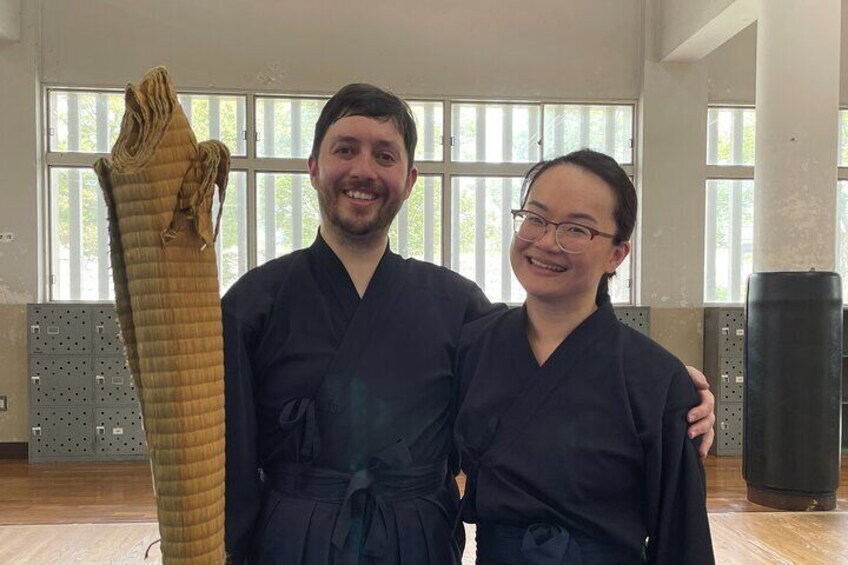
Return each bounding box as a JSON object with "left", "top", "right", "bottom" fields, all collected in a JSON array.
[{"left": 511, "top": 209, "right": 617, "bottom": 254}]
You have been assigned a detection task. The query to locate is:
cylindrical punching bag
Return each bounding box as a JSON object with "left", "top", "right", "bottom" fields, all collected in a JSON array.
[{"left": 744, "top": 271, "right": 842, "bottom": 510}]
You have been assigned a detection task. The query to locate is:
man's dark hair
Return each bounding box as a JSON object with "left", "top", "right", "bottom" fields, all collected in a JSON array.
[{"left": 311, "top": 83, "right": 418, "bottom": 171}]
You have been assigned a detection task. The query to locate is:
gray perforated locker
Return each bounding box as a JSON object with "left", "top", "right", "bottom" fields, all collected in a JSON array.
[
  {"left": 615, "top": 307, "right": 651, "bottom": 336},
  {"left": 718, "top": 309, "right": 745, "bottom": 357},
  {"left": 719, "top": 357, "right": 745, "bottom": 403},
  {"left": 30, "top": 407, "right": 94, "bottom": 462},
  {"left": 94, "top": 357, "right": 137, "bottom": 405},
  {"left": 29, "top": 357, "right": 93, "bottom": 407},
  {"left": 28, "top": 302, "right": 146, "bottom": 463},
  {"left": 92, "top": 304, "right": 124, "bottom": 356},
  {"left": 704, "top": 306, "right": 745, "bottom": 456},
  {"left": 95, "top": 407, "right": 148, "bottom": 457},
  {"left": 28, "top": 304, "right": 92, "bottom": 355},
  {"left": 717, "top": 403, "right": 743, "bottom": 455}
]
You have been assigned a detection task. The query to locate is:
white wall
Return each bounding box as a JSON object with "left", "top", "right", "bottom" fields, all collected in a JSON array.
[
  {"left": 0, "top": 0, "right": 38, "bottom": 303},
  {"left": 707, "top": 2, "right": 848, "bottom": 105},
  {"left": 706, "top": 22, "right": 756, "bottom": 103},
  {"left": 0, "top": 0, "right": 21, "bottom": 42},
  {"left": 40, "top": 0, "right": 642, "bottom": 100},
  {"left": 0, "top": 0, "right": 38, "bottom": 441}
]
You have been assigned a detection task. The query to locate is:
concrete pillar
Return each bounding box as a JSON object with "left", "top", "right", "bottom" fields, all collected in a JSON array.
[
  {"left": 639, "top": 0, "right": 709, "bottom": 368},
  {"left": 753, "top": 0, "right": 841, "bottom": 271}
]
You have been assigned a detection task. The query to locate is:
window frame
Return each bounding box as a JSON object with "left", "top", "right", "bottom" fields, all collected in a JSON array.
[
  {"left": 43, "top": 85, "right": 638, "bottom": 305},
  {"left": 704, "top": 104, "right": 756, "bottom": 306}
]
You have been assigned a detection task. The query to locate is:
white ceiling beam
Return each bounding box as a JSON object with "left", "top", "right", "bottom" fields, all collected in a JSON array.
[{"left": 659, "top": 0, "right": 758, "bottom": 63}]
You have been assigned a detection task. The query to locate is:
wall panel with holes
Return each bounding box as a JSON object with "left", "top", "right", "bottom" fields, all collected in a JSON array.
[
  {"left": 704, "top": 307, "right": 745, "bottom": 456},
  {"left": 28, "top": 304, "right": 147, "bottom": 462}
]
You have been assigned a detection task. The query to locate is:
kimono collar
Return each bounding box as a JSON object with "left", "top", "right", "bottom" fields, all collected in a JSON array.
[
  {"left": 309, "top": 229, "right": 400, "bottom": 308},
  {"left": 310, "top": 229, "right": 394, "bottom": 271},
  {"left": 520, "top": 292, "right": 618, "bottom": 353}
]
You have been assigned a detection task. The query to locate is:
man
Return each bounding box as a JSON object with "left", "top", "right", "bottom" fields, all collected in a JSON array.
[{"left": 222, "top": 83, "right": 715, "bottom": 564}]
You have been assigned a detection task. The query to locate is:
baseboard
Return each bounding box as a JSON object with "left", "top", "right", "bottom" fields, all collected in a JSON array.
[{"left": 0, "top": 442, "right": 28, "bottom": 459}]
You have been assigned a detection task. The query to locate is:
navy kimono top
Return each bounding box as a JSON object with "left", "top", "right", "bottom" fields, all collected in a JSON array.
[
  {"left": 222, "top": 232, "right": 497, "bottom": 564},
  {"left": 455, "top": 298, "right": 715, "bottom": 565}
]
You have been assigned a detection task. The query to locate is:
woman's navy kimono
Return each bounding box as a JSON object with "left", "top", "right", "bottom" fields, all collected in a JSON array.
[
  {"left": 223, "top": 233, "right": 497, "bottom": 564},
  {"left": 455, "top": 297, "right": 715, "bottom": 565}
]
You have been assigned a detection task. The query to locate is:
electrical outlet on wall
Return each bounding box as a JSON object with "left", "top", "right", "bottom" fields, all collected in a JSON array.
[
  {"left": 0, "top": 233, "right": 14, "bottom": 243},
  {"left": 0, "top": 395, "right": 7, "bottom": 411}
]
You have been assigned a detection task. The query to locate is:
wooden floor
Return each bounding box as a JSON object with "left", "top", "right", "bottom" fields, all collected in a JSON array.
[{"left": 0, "top": 456, "right": 846, "bottom": 563}]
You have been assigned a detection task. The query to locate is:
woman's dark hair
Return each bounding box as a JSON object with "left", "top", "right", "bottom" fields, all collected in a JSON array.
[
  {"left": 519, "top": 148, "right": 637, "bottom": 300},
  {"left": 310, "top": 83, "right": 417, "bottom": 171}
]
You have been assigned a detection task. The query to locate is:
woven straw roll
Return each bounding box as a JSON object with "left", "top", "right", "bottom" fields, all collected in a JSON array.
[{"left": 94, "top": 67, "right": 229, "bottom": 565}]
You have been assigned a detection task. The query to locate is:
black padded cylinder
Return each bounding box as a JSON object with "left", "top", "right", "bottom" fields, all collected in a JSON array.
[{"left": 744, "top": 271, "right": 842, "bottom": 510}]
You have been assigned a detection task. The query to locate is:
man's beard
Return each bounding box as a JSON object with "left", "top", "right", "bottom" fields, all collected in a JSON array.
[{"left": 318, "top": 180, "right": 403, "bottom": 241}]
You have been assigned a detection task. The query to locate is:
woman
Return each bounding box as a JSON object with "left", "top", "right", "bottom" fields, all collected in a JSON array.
[{"left": 455, "top": 149, "right": 715, "bottom": 564}]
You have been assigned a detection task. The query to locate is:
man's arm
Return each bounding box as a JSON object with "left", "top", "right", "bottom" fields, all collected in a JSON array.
[
  {"left": 222, "top": 301, "right": 264, "bottom": 564},
  {"left": 684, "top": 365, "right": 716, "bottom": 458},
  {"left": 645, "top": 366, "right": 716, "bottom": 564}
]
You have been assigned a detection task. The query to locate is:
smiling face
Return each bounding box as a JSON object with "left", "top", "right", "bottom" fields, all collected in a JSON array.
[
  {"left": 510, "top": 163, "right": 630, "bottom": 307},
  {"left": 308, "top": 115, "right": 417, "bottom": 246}
]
